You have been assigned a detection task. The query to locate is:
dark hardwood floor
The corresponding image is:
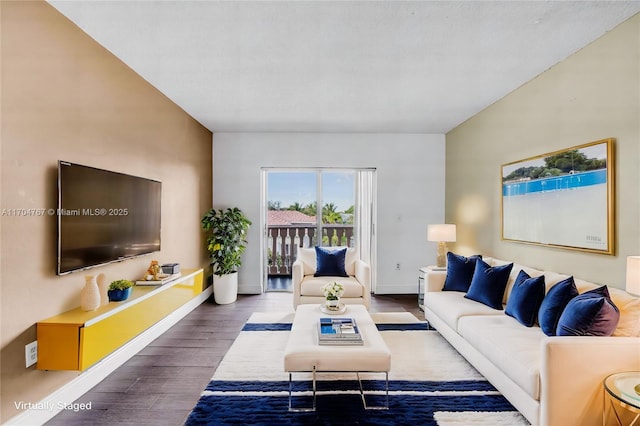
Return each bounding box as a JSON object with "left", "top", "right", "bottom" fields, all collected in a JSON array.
[{"left": 45, "top": 292, "right": 423, "bottom": 426}]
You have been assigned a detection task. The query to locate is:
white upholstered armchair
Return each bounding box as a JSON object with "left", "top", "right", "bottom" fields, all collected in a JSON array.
[{"left": 292, "top": 247, "right": 371, "bottom": 309}]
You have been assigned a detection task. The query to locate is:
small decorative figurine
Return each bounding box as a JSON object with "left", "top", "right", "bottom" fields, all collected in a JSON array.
[{"left": 144, "top": 260, "right": 162, "bottom": 280}]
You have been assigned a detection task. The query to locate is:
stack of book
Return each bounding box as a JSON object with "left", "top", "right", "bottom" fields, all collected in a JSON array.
[
  {"left": 317, "top": 317, "right": 363, "bottom": 346},
  {"left": 135, "top": 272, "right": 182, "bottom": 286}
]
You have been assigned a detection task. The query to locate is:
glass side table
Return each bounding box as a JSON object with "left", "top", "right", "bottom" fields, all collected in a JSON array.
[
  {"left": 418, "top": 266, "right": 436, "bottom": 311},
  {"left": 417, "top": 267, "right": 427, "bottom": 311},
  {"left": 603, "top": 372, "right": 640, "bottom": 426}
]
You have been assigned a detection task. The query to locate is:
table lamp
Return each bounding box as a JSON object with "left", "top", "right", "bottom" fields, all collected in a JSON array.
[{"left": 427, "top": 224, "right": 456, "bottom": 269}]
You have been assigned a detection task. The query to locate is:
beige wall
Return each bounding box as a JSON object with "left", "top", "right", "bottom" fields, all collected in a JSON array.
[
  {"left": 0, "top": 1, "right": 212, "bottom": 421},
  {"left": 446, "top": 14, "right": 639, "bottom": 288}
]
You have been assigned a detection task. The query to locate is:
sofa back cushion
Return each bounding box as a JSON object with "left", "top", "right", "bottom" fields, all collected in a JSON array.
[
  {"left": 505, "top": 270, "right": 546, "bottom": 327},
  {"left": 442, "top": 252, "right": 482, "bottom": 292},
  {"left": 298, "top": 247, "right": 356, "bottom": 276},
  {"left": 538, "top": 276, "right": 579, "bottom": 336},
  {"left": 564, "top": 276, "right": 640, "bottom": 337},
  {"left": 485, "top": 257, "right": 544, "bottom": 304},
  {"left": 556, "top": 286, "right": 620, "bottom": 336},
  {"left": 464, "top": 259, "right": 513, "bottom": 310},
  {"left": 573, "top": 280, "right": 640, "bottom": 337},
  {"left": 450, "top": 255, "right": 640, "bottom": 337},
  {"left": 608, "top": 288, "right": 640, "bottom": 337}
]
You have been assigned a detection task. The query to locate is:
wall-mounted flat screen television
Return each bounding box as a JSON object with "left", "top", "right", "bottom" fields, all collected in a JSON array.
[{"left": 57, "top": 161, "right": 161, "bottom": 275}]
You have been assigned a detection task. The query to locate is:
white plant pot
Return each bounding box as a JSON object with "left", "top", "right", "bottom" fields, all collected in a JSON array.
[
  {"left": 325, "top": 299, "right": 340, "bottom": 309},
  {"left": 213, "top": 272, "right": 238, "bottom": 304}
]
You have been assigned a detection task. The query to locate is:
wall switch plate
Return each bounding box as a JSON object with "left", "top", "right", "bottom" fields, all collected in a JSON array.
[{"left": 25, "top": 341, "right": 37, "bottom": 368}]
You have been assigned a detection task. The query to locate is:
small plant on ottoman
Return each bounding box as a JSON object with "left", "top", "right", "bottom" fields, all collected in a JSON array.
[{"left": 323, "top": 281, "right": 344, "bottom": 310}]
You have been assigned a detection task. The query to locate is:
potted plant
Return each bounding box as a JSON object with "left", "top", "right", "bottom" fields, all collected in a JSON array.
[
  {"left": 108, "top": 279, "right": 134, "bottom": 302},
  {"left": 201, "top": 207, "right": 251, "bottom": 304},
  {"left": 323, "top": 281, "right": 344, "bottom": 310}
]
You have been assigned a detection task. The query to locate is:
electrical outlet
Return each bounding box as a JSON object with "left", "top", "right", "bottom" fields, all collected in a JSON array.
[
  {"left": 25, "top": 341, "right": 37, "bottom": 368},
  {"left": 395, "top": 262, "right": 401, "bottom": 270}
]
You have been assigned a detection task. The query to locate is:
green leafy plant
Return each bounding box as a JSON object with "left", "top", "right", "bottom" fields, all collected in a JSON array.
[
  {"left": 201, "top": 207, "right": 252, "bottom": 276},
  {"left": 108, "top": 279, "right": 134, "bottom": 291}
]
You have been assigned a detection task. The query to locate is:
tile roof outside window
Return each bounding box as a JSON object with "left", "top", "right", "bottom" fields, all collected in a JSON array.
[{"left": 267, "top": 210, "right": 316, "bottom": 226}]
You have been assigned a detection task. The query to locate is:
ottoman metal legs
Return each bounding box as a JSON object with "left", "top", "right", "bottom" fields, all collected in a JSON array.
[{"left": 288, "top": 366, "right": 389, "bottom": 412}]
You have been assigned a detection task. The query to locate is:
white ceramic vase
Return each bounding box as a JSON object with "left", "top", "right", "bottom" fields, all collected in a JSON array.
[
  {"left": 80, "top": 275, "right": 101, "bottom": 311},
  {"left": 213, "top": 272, "right": 238, "bottom": 304},
  {"left": 325, "top": 298, "right": 340, "bottom": 309},
  {"left": 96, "top": 273, "right": 109, "bottom": 305}
]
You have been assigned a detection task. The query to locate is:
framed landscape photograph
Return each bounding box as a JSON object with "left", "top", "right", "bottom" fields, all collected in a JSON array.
[{"left": 501, "top": 138, "right": 614, "bottom": 255}]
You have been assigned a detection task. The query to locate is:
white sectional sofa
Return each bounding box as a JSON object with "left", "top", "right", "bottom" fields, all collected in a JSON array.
[{"left": 424, "top": 256, "right": 640, "bottom": 426}]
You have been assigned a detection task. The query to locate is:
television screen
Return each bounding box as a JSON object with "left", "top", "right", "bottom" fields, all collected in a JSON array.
[{"left": 57, "top": 161, "right": 161, "bottom": 275}]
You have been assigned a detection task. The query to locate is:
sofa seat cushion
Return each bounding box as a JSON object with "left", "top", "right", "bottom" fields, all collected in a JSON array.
[
  {"left": 458, "top": 315, "right": 544, "bottom": 401},
  {"left": 425, "top": 292, "right": 503, "bottom": 331},
  {"left": 300, "top": 276, "right": 363, "bottom": 298}
]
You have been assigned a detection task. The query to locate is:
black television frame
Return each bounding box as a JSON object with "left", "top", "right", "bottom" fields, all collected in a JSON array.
[{"left": 57, "top": 161, "right": 162, "bottom": 275}]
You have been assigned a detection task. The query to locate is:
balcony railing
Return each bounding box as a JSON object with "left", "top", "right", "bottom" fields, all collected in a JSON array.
[{"left": 266, "top": 224, "right": 354, "bottom": 276}]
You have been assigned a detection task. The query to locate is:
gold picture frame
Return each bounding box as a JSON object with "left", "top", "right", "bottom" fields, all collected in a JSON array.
[{"left": 501, "top": 138, "right": 615, "bottom": 255}]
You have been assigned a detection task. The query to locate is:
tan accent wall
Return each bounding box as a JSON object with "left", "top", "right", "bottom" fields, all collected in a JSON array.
[
  {"left": 0, "top": 1, "right": 212, "bottom": 421},
  {"left": 446, "top": 14, "right": 639, "bottom": 287}
]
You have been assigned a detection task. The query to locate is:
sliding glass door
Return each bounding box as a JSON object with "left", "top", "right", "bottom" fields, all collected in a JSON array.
[
  {"left": 320, "top": 171, "right": 355, "bottom": 247},
  {"left": 261, "top": 168, "right": 376, "bottom": 292}
]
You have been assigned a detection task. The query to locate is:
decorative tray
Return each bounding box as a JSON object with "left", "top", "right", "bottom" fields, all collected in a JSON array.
[{"left": 320, "top": 303, "right": 347, "bottom": 315}]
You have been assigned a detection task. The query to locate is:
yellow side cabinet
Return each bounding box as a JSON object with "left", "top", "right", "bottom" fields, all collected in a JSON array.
[{"left": 37, "top": 268, "right": 205, "bottom": 371}]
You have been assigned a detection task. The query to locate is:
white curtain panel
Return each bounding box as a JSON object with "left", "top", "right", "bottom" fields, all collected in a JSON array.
[{"left": 356, "top": 169, "right": 377, "bottom": 292}]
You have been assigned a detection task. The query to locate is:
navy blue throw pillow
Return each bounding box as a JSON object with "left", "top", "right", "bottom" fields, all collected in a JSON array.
[
  {"left": 538, "top": 277, "right": 579, "bottom": 336},
  {"left": 556, "top": 286, "right": 620, "bottom": 336},
  {"left": 442, "top": 252, "right": 482, "bottom": 292},
  {"left": 464, "top": 259, "right": 513, "bottom": 310},
  {"left": 505, "top": 270, "right": 546, "bottom": 327},
  {"left": 314, "top": 246, "right": 348, "bottom": 277}
]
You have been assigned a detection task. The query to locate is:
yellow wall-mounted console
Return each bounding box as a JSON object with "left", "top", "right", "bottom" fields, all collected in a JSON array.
[{"left": 37, "top": 268, "right": 205, "bottom": 371}]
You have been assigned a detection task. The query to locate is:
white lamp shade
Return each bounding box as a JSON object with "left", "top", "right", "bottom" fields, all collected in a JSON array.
[
  {"left": 626, "top": 256, "right": 640, "bottom": 296},
  {"left": 427, "top": 224, "right": 456, "bottom": 242}
]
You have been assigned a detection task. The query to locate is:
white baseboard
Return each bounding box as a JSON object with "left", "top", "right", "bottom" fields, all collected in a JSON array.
[
  {"left": 374, "top": 283, "right": 417, "bottom": 294},
  {"left": 5, "top": 287, "right": 213, "bottom": 426},
  {"left": 238, "top": 282, "right": 415, "bottom": 295},
  {"left": 238, "top": 283, "right": 262, "bottom": 294}
]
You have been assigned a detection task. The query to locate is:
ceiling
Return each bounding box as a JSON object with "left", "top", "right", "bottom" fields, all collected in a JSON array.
[{"left": 48, "top": 1, "right": 640, "bottom": 134}]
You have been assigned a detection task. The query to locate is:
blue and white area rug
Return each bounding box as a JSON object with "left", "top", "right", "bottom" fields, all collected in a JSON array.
[{"left": 186, "top": 312, "right": 529, "bottom": 425}]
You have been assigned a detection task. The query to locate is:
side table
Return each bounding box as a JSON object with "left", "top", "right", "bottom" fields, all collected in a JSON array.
[
  {"left": 418, "top": 267, "right": 427, "bottom": 311},
  {"left": 603, "top": 371, "right": 640, "bottom": 426},
  {"left": 418, "top": 266, "right": 445, "bottom": 311}
]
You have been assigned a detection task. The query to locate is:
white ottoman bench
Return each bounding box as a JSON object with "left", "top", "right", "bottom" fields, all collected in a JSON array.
[{"left": 283, "top": 304, "right": 391, "bottom": 411}]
